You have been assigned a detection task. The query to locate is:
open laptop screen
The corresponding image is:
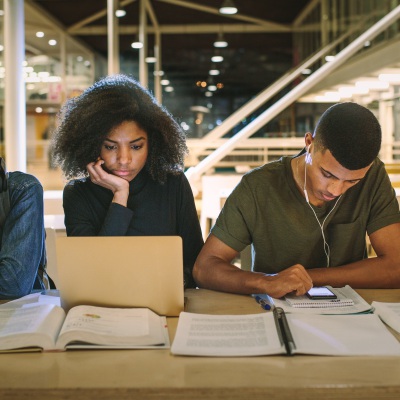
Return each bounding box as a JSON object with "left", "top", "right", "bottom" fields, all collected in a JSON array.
[{"left": 55, "top": 236, "right": 184, "bottom": 316}]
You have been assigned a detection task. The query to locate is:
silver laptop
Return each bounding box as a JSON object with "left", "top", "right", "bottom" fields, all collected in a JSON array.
[{"left": 55, "top": 236, "right": 184, "bottom": 316}]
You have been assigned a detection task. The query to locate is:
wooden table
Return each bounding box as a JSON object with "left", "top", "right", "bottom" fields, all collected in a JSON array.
[{"left": 1, "top": 288, "right": 400, "bottom": 400}]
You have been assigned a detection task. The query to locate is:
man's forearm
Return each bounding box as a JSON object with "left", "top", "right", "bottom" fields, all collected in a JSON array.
[
  {"left": 193, "top": 258, "right": 265, "bottom": 294},
  {"left": 307, "top": 256, "right": 400, "bottom": 288},
  {"left": 193, "top": 259, "right": 313, "bottom": 298}
]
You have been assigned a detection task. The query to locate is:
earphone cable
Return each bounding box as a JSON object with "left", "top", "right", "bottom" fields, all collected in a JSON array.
[{"left": 303, "top": 153, "right": 342, "bottom": 267}]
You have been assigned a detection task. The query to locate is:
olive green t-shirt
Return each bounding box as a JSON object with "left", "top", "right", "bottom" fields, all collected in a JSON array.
[{"left": 211, "top": 155, "right": 400, "bottom": 273}]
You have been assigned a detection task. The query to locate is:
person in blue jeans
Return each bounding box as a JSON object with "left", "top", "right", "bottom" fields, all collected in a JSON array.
[{"left": 0, "top": 170, "right": 49, "bottom": 298}]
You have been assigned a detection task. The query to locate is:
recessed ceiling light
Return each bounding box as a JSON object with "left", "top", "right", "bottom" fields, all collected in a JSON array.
[
  {"left": 214, "top": 33, "right": 228, "bottom": 48},
  {"left": 355, "top": 80, "right": 389, "bottom": 90},
  {"left": 115, "top": 9, "right": 126, "bottom": 17},
  {"left": 219, "top": 0, "right": 238, "bottom": 15},
  {"left": 131, "top": 36, "right": 143, "bottom": 49},
  {"left": 211, "top": 55, "right": 223, "bottom": 63},
  {"left": 379, "top": 73, "right": 400, "bottom": 83}
]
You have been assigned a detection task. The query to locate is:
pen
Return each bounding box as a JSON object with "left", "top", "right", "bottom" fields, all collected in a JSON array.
[
  {"left": 275, "top": 307, "right": 296, "bottom": 355},
  {"left": 254, "top": 295, "right": 275, "bottom": 311}
]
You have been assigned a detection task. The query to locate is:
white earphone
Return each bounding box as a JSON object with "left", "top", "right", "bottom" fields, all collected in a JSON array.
[
  {"left": 302, "top": 144, "right": 342, "bottom": 267},
  {"left": 303, "top": 145, "right": 311, "bottom": 203}
]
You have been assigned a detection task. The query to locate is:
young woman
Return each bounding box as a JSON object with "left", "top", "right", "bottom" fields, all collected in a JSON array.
[{"left": 51, "top": 74, "right": 203, "bottom": 288}]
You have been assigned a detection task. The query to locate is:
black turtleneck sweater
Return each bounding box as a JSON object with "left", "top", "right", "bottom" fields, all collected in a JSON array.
[{"left": 63, "top": 169, "right": 204, "bottom": 288}]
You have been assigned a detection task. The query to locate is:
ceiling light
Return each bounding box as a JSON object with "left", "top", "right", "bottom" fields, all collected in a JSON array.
[
  {"left": 324, "top": 91, "right": 341, "bottom": 101},
  {"left": 211, "top": 55, "right": 224, "bottom": 63},
  {"left": 131, "top": 36, "right": 143, "bottom": 49},
  {"left": 338, "top": 86, "right": 369, "bottom": 95},
  {"left": 325, "top": 55, "right": 335, "bottom": 62},
  {"left": 165, "top": 86, "right": 174, "bottom": 92},
  {"left": 145, "top": 56, "right": 157, "bottom": 63},
  {"left": 214, "top": 33, "right": 228, "bottom": 48},
  {"left": 355, "top": 80, "right": 389, "bottom": 90},
  {"left": 208, "top": 85, "right": 217, "bottom": 91},
  {"left": 379, "top": 73, "right": 400, "bottom": 83},
  {"left": 36, "top": 31, "right": 44, "bottom": 38},
  {"left": 315, "top": 95, "right": 339, "bottom": 102},
  {"left": 161, "top": 79, "right": 170, "bottom": 85},
  {"left": 115, "top": 8, "right": 126, "bottom": 17},
  {"left": 48, "top": 39, "right": 57, "bottom": 46},
  {"left": 336, "top": 89, "right": 352, "bottom": 99},
  {"left": 219, "top": 0, "right": 238, "bottom": 15},
  {"left": 209, "top": 69, "right": 220, "bottom": 76}
]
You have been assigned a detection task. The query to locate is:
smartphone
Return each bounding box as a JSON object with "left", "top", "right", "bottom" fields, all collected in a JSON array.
[{"left": 306, "top": 286, "right": 337, "bottom": 300}]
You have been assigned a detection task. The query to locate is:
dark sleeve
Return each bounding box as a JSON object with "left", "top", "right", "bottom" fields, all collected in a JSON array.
[
  {"left": 0, "top": 174, "right": 45, "bottom": 298},
  {"left": 176, "top": 174, "right": 204, "bottom": 288},
  {"left": 63, "top": 181, "right": 134, "bottom": 236}
]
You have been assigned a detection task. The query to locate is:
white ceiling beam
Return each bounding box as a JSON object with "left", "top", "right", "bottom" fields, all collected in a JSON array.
[
  {"left": 24, "top": 0, "right": 95, "bottom": 57},
  {"left": 156, "top": 0, "right": 290, "bottom": 31},
  {"left": 293, "top": 0, "right": 320, "bottom": 27},
  {"left": 70, "top": 23, "right": 294, "bottom": 36},
  {"left": 67, "top": 0, "right": 137, "bottom": 32}
]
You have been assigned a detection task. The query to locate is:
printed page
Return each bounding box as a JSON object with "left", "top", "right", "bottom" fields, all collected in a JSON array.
[
  {"left": 0, "top": 293, "right": 42, "bottom": 308},
  {"left": 171, "top": 312, "right": 283, "bottom": 357},
  {"left": 267, "top": 286, "right": 372, "bottom": 315},
  {"left": 0, "top": 291, "right": 61, "bottom": 309},
  {"left": 55, "top": 306, "right": 167, "bottom": 349},
  {"left": 289, "top": 313, "right": 400, "bottom": 356},
  {"left": 0, "top": 304, "right": 66, "bottom": 351},
  {"left": 372, "top": 301, "right": 400, "bottom": 334}
]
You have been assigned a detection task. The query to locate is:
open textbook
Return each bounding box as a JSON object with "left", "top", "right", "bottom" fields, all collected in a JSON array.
[
  {"left": 0, "top": 303, "right": 169, "bottom": 352},
  {"left": 257, "top": 286, "right": 373, "bottom": 315},
  {"left": 372, "top": 301, "right": 400, "bottom": 334},
  {"left": 171, "top": 311, "right": 400, "bottom": 357}
]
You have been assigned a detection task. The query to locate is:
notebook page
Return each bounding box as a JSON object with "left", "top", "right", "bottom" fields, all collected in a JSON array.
[{"left": 256, "top": 286, "right": 373, "bottom": 315}]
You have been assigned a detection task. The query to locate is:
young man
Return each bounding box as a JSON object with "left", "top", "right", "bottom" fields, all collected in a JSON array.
[
  {"left": 0, "top": 165, "right": 49, "bottom": 298},
  {"left": 193, "top": 102, "right": 400, "bottom": 298}
]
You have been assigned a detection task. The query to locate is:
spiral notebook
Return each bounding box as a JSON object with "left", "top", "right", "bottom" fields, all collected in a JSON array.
[
  {"left": 255, "top": 286, "right": 373, "bottom": 315},
  {"left": 285, "top": 295, "right": 354, "bottom": 308},
  {"left": 284, "top": 286, "right": 354, "bottom": 308}
]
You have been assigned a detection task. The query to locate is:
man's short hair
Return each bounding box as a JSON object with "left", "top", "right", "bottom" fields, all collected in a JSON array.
[{"left": 313, "top": 102, "right": 381, "bottom": 170}]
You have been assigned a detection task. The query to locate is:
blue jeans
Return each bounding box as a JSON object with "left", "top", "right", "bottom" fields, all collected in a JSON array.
[{"left": 0, "top": 172, "right": 47, "bottom": 298}]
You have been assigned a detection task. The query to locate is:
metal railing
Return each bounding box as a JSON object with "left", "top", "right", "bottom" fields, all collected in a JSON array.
[{"left": 185, "top": 5, "right": 400, "bottom": 188}]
